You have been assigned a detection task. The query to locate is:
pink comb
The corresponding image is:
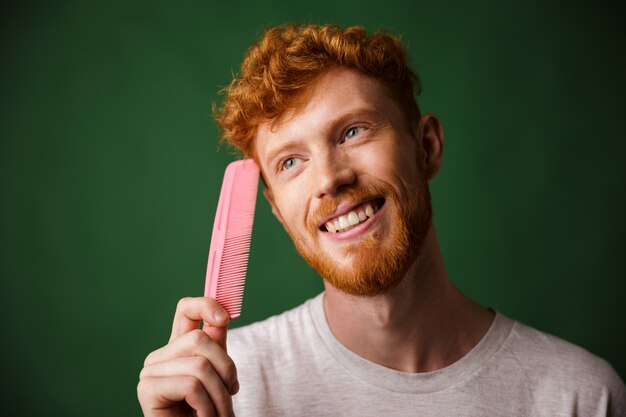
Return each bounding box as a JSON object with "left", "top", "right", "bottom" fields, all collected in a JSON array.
[{"left": 204, "top": 159, "right": 259, "bottom": 319}]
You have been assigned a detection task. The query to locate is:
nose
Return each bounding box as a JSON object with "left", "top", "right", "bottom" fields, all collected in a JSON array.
[{"left": 314, "top": 151, "right": 356, "bottom": 199}]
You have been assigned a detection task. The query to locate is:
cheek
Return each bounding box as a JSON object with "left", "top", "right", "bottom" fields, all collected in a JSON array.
[
  {"left": 275, "top": 194, "right": 294, "bottom": 221},
  {"left": 274, "top": 187, "right": 308, "bottom": 233},
  {"left": 354, "top": 139, "right": 419, "bottom": 182}
]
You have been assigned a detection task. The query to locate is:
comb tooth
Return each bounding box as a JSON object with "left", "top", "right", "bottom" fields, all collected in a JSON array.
[
  {"left": 222, "top": 245, "right": 251, "bottom": 254},
  {"left": 220, "top": 252, "right": 249, "bottom": 259},
  {"left": 223, "top": 245, "right": 252, "bottom": 253},
  {"left": 222, "top": 268, "right": 247, "bottom": 274},
  {"left": 219, "top": 297, "right": 241, "bottom": 306},
  {"left": 221, "top": 252, "right": 246, "bottom": 258},
  {"left": 222, "top": 298, "right": 243, "bottom": 304},
  {"left": 221, "top": 258, "right": 250, "bottom": 265},
  {"left": 218, "top": 272, "right": 244, "bottom": 278},
  {"left": 222, "top": 247, "right": 249, "bottom": 253},
  {"left": 218, "top": 279, "right": 245, "bottom": 284},
  {"left": 219, "top": 267, "right": 248, "bottom": 273},
  {"left": 223, "top": 241, "right": 250, "bottom": 249},
  {"left": 221, "top": 255, "right": 251, "bottom": 263},
  {"left": 219, "top": 298, "right": 243, "bottom": 304},
  {"left": 224, "top": 243, "right": 252, "bottom": 250},
  {"left": 218, "top": 282, "right": 244, "bottom": 288},
  {"left": 225, "top": 235, "right": 252, "bottom": 243},
  {"left": 218, "top": 283, "right": 245, "bottom": 290},
  {"left": 217, "top": 273, "right": 246, "bottom": 282},
  {"left": 220, "top": 261, "right": 246, "bottom": 267},
  {"left": 223, "top": 241, "right": 251, "bottom": 248},
  {"left": 219, "top": 294, "right": 244, "bottom": 300},
  {"left": 218, "top": 282, "right": 245, "bottom": 290},
  {"left": 217, "top": 290, "right": 244, "bottom": 299},
  {"left": 222, "top": 252, "right": 249, "bottom": 256},
  {"left": 217, "top": 292, "right": 245, "bottom": 305},
  {"left": 221, "top": 283, "right": 243, "bottom": 295},
  {"left": 219, "top": 270, "right": 248, "bottom": 277},
  {"left": 223, "top": 234, "right": 252, "bottom": 244},
  {"left": 217, "top": 293, "right": 244, "bottom": 301},
  {"left": 217, "top": 276, "right": 245, "bottom": 283},
  {"left": 223, "top": 257, "right": 249, "bottom": 263},
  {"left": 219, "top": 271, "right": 248, "bottom": 278},
  {"left": 221, "top": 251, "right": 248, "bottom": 257},
  {"left": 220, "top": 261, "right": 249, "bottom": 269},
  {"left": 217, "top": 279, "right": 244, "bottom": 287},
  {"left": 221, "top": 294, "right": 244, "bottom": 302},
  {"left": 217, "top": 275, "right": 246, "bottom": 283},
  {"left": 220, "top": 275, "right": 247, "bottom": 282},
  {"left": 218, "top": 275, "right": 246, "bottom": 281}
]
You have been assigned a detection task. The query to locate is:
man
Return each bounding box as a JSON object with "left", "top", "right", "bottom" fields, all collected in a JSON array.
[{"left": 137, "top": 24, "right": 625, "bottom": 417}]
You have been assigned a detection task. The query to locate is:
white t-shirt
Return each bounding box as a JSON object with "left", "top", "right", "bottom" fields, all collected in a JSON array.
[{"left": 228, "top": 293, "right": 625, "bottom": 416}]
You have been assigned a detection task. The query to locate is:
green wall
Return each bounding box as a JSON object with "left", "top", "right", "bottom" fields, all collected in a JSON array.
[{"left": 2, "top": 1, "right": 624, "bottom": 415}]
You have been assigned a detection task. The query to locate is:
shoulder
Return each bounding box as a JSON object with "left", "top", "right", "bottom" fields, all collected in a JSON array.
[
  {"left": 499, "top": 315, "right": 626, "bottom": 415},
  {"left": 507, "top": 319, "right": 620, "bottom": 382}
]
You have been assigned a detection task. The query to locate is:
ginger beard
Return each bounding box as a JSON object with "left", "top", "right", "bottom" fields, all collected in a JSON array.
[{"left": 285, "top": 175, "right": 432, "bottom": 297}]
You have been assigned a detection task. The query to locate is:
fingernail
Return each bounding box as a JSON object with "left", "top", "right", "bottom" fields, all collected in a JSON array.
[{"left": 214, "top": 309, "right": 228, "bottom": 322}]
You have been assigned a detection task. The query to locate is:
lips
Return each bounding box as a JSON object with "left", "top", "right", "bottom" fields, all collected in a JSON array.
[{"left": 319, "top": 198, "right": 384, "bottom": 234}]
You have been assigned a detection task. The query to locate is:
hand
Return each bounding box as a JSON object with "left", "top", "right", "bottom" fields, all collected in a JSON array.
[{"left": 137, "top": 297, "right": 238, "bottom": 417}]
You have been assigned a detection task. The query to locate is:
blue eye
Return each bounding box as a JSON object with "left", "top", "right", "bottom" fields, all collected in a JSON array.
[
  {"left": 345, "top": 127, "right": 361, "bottom": 140},
  {"left": 282, "top": 158, "right": 296, "bottom": 170}
]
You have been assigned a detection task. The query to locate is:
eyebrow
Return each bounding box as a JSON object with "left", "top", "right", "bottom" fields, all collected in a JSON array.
[
  {"left": 264, "top": 108, "right": 384, "bottom": 169},
  {"left": 265, "top": 139, "right": 309, "bottom": 171}
]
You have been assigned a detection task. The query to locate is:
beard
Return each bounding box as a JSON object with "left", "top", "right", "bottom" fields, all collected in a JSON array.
[{"left": 285, "top": 175, "right": 432, "bottom": 297}]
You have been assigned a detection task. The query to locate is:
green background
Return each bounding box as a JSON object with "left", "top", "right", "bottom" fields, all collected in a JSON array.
[{"left": 2, "top": 1, "right": 624, "bottom": 415}]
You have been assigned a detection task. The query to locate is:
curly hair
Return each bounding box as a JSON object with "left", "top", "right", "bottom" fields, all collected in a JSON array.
[{"left": 213, "top": 24, "right": 422, "bottom": 158}]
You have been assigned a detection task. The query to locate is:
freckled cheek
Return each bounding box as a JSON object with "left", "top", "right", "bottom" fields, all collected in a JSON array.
[
  {"left": 354, "top": 143, "right": 411, "bottom": 180},
  {"left": 354, "top": 144, "right": 421, "bottom": 204},
  {"left": 347, "top": 149, "right": 382, "bottom": 179},
  {"left": 275, "top": 193, "right": 309, "bottom": 235},
  {"left": 386, "top": 140, "right": 420, "bottom": 177}
]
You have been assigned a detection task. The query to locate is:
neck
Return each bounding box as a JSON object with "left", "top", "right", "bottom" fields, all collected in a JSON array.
[{"left": 323, "top": 224, "right": 494, "bottom": 373}]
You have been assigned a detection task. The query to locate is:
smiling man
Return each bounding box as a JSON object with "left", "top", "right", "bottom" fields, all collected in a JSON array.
[
  {"left": 138, "top": 24, "right": 625, "bottom": 417},
  {"left": 257, "top": 66, "right": 434, "bottom": 299}
]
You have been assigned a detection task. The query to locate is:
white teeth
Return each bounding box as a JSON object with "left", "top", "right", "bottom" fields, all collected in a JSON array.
[{"left": 324, "top": 202, "right": 378, "bottom": 233}]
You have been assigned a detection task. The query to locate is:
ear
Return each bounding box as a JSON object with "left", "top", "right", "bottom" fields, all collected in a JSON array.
[
  {"left": 263, "top": 186, "right": 286, "bottom": 227},
  {"left": 416, "top": 113, "right": 444, "bottom": 180}
]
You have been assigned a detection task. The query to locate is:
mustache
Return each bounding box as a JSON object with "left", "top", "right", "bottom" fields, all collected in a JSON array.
[{"left": 307, "top": 184, "right": 391, "bottom": 234}]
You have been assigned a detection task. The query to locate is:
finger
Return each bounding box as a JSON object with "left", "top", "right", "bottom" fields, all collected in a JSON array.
[
  {"left": 203, "top": 321, "right": 228, "bottom": 352},
  {"left": 140, "top": 356, "right": 235, "bottom": 415},
  {"left": 137, "top": 375, "right": 218, "bottom": 417},
  {"left": 170, "top": 297, "right": 230, "bottom": 346},
  {"left": 145, "top": 329, "right": 238, "bottom": 392}
]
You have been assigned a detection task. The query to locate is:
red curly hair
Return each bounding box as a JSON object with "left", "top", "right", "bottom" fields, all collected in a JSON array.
[{"left": 213, "top": 24, "right": 422, "bottom": 158}]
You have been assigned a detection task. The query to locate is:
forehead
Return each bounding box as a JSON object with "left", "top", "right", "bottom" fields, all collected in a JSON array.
[{"left": 254, "top": 67, "right": 399, "bottom": 162}]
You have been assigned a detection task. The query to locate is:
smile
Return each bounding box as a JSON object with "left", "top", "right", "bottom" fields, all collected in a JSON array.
[{"left": 321, "top": 199, "right": 384, "bottom": 234}]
